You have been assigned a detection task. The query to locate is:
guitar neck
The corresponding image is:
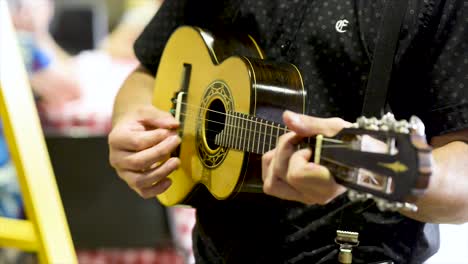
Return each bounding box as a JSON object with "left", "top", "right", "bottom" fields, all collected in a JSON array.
[{"left": 214, "top": 111, "right": 316, "bottom": 155}]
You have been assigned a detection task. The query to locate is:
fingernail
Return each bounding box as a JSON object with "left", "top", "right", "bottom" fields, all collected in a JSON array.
[
  {"left": 168, "top": 158, "right": 180, "bottom": 168},
  {"left": 169, "top": 135, "right": 181, "bottom": 144}
]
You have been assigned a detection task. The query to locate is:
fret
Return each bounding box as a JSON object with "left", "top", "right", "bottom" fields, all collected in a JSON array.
[
  {"left": 224, "top": 113, "right": 232, "bottom": 147},
  {"left": 276, "top": 123, "right": 281, "bottom": 146},
  {"left": 240, "top": 113, "right": 246, "bottom": 151},
  {"left": 253, "top": 117, "right": 258, "bottom": 153},
  {"left": 241, "top": 115, "right": 248, "bottom": 150},
  {"left": 268, "top": 121, "right": 274, "bottom": 152},
  {"left": 250, "top": 117, "right": 254, "bottom": 153},
  {"left": 256, "top": 118, "right": 262, "bottom": 154},
  {"left": 249, "top": 117, "right": 254, "bottom": 153},
  {"left": 239, "top": 112, "right": 245, "bottom": 150},
  {"left": 236, "top": 112, "right": 241, "bottom": 150},
  {"left": 252, "top": 117, "right": 256, "bottom": 153},
  {"left": 262, "top": 120, "right": 268, "bottom": 154},
  {"left": 246, "top": 115, "right": 252, "bottom": 152},
  {"left": 229, "top": 112, "right": 237, "bottom": 148},
  {"left": 224, "top": 111, "right": 228, "bottom": 147},
  {"left": 250, "top": 116, "right": 255, "bottom": 152},
  {"left": 226, "top": 112, "right": 233, "bottom": 148}
]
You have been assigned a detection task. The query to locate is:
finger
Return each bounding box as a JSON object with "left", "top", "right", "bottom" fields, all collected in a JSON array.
[
  {"left": 263, "top": 168, "right": 304, "bottom": 202},
  {"left": 109, "top": 127, "right": 177, "bottom": 151},
  {"left": 287, "top": 148, "right": 332, "bottom": 184},
  {"left": 301, "top": 163, "right": 333, "bottom": 183},
  {"left": 272, "top": 132, "right": 302, "bottom": 179},
  {"left": 261, "top": 150, "right": 275, "bottom": 181},
  {"left": 119, "top": 135, "right": 181, "bottom": 171},
  {"left": 136, "top": 106, "right": 179, "bottom": 129},
  {"left": 283, "top": 110, "right": 351, "bottom": 137},
  {"left": 134, "top": 157, "right": 180, "bottom": 189},
  {"left": 139, "top": 178, "right": 172, "bottom": 199}
]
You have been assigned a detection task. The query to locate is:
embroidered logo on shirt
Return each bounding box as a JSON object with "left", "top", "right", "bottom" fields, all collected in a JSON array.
[{"left": 335, "top": 19, "right": 349, "bottom": 33}]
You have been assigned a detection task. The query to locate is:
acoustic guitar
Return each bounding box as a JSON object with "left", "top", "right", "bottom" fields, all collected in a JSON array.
[{"left": 152, "top": 26, "right": 432, "bottom": 211}]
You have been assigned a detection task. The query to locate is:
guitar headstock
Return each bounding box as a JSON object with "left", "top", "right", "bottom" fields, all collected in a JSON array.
[{"left": 321, "top": 113, "right": 433, "bottom": 212}]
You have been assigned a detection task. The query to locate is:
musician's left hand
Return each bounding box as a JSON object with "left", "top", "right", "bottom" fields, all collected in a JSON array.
[{"left": 261, "top": 111, "right": 351, "bottom": 205}]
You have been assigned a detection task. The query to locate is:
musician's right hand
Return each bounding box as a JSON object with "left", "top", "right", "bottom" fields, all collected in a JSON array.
[{"left": 108, "top": 105, "right": 181, "bottom": 199}]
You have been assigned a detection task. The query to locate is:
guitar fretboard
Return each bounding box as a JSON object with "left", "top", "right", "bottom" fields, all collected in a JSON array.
[{"left": 214, "top": 111, "right": 312, "bottom": 154}]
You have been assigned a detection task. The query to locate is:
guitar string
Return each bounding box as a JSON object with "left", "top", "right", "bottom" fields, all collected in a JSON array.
[
  {"left": 173, "top": 117, "right": 372, "bottom": 185},
  {"left": 174, "top": 117, "right": 364, "bottom": 177},
  {"left": 321, "top": 157, "right": 384, "bottom": 187},
  {"left": 175, "top": 122, "right": 353, "bottom": 151},
  {"left": 176, "top": 112, "right": 355, "bottom": 151},
  {"left": 176, "top": 110, "right": 346, "bottom": 144},
  {"left": 179, "top": 115, "right": 351, "bottom": 147},
  {"left": 172, "top": 112, "right": 385, "bottom": 187},
  {"left": 177, "top": 101, "right": 345, "bottom": 144},
  {"left": 165, "top": 104, "right": 388, "bottom": 189}
]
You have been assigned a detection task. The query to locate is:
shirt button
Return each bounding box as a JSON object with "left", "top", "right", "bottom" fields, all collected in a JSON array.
[{"left": 280, "top": 40, "right": 291, "bottom": 55}]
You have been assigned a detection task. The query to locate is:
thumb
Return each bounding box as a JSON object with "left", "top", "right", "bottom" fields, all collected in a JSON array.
[{"left": 283, "top": 110, "right": 351, "bottom": 137}]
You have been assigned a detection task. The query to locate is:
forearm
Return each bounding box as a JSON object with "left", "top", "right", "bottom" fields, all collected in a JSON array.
[
  {"left": 402, "top": 140, "right": 468, "bottom": 224},
  {"left": 112, "top": 65, "right": 155, "bottom": 126}
]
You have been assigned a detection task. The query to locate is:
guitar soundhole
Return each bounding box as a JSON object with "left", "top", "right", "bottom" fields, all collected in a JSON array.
[
  {"left": 196, "top": 80, "right": 233, "bottom": 169},
  {"left": 205, "top": 99, "right": 226, "bottom": 150}
]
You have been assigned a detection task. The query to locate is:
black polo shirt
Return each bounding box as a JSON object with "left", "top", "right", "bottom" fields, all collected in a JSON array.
[{"left": 134, "top": 0, "right": 468, "bottom": 263}]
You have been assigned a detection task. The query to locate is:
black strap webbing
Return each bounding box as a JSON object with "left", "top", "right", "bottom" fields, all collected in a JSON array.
[{"left": 361, "top": 0, "right": 409, "bottom": 117}]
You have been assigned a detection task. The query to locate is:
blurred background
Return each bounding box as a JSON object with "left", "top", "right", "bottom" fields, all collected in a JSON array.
[
  {"left": 1, "top": 0, "right": 195, "bottom": 263},
  {"left": 0, "top": 0, "right": 467, "bottom": 263}
]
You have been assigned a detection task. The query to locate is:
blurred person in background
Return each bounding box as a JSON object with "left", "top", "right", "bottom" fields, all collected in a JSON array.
[
  {"left": 1, "top": 0, "right": 82, "bottom": 222},
  {"left": 8, "top": 0, "right": 81, "bottom": 108}
]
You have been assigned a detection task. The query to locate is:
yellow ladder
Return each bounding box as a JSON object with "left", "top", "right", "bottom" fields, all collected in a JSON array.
[{"left": 0, "top": 1, "right": 77, "bottom": 263}]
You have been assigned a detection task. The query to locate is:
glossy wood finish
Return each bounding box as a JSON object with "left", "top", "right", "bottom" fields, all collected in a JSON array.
[
  {"left": 235, "top": 58, "right": 305, "bottom": 194},
  {"left": 152, "top": 26, "right": 305, "bottom": 205}
]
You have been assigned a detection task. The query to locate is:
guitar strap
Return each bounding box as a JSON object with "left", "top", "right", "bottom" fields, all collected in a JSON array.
[
  {"left": 360, "top": 0, "right": 409, "bottom": 117},
  {"left": 338, "top": 1, "right": 408, "bottom": 263}
]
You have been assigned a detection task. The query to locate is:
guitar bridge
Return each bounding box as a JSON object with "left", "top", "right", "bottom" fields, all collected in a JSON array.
[
  {"left": 169, "top": 63, "right": 192, "bottom": 158},
  {"left": 171, "top": 91, "right": 186, "bottom": 123}
]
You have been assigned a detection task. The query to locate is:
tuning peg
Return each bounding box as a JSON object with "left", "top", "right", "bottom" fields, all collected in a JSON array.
[
  {"left": 393, "top": 120, "right": 410, "bottom": 134},
  {"left": 409, "top": 116, "right": 426, "bottom": 136},
  {"left": 375, "top": 199, "right": 418, "bottom": 212},
  {"left": 379, "top": 112, "right": 396, "bottom": 131},
  {"left": 348, "top": 191, "right": 418, "bottom": 212},
  {"left": 381, "top": 112, "right": 396, "bottom": 122},
  {"left": 347, "top": 190, "right": 373, "bottom": 202},
  {"left": 355, "top": 116, "right": 382, "bottom": 130},
  {"left": 356, "top": 116, "right": 368, "bottom": 128}
]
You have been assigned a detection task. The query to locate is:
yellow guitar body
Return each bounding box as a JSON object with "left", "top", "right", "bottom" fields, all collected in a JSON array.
[
  {"left": 153, "top": 27, "right": 259, "bottom": 205},
  {"left": 152, "top": 26, "right": 305, "bottom": 206}
]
